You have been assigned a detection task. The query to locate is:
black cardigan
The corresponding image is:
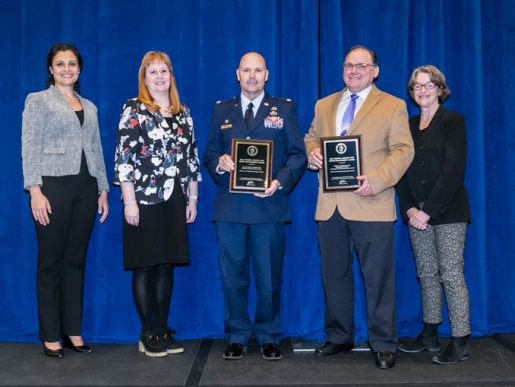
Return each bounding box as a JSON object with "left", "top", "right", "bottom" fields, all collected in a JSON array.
[{"left": 396, "top": 106, "right": 471, "bottom": 225}]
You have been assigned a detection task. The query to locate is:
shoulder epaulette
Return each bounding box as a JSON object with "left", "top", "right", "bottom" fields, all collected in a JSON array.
[
  {"left": 270, "top": 96, "right": 293, "bottom": 103},
  {"left": 216, "top": 96, "right": 237, "bottom": 105}
]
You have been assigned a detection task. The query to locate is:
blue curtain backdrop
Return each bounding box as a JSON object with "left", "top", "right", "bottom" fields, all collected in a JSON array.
[{"left": 0, "top": 0, "right": 513, "bottom": 344}]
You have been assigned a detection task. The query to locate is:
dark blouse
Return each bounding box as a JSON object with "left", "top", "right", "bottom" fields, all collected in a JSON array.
[
  {"left": 74, "top": 109, "right": 89, "bottom": 172},
  {"left": 75, "top": 109, "right": 84, "bottom": 127},
  {"left": 411, "top": 123, "right": 426, "bottom": 204}
]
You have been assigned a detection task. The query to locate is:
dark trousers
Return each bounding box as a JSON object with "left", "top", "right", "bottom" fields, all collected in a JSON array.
[
  {"left": 215, "top": 221, "right": 285, "bottom": 346},
  {"left": 318, "top": 210, "right": 398, "bottom": 353},
  {"left": 34, "top": 169, "right": 98, "bottom": 342}
]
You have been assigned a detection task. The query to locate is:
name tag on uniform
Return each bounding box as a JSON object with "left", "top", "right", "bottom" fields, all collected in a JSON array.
[{"left": 221, "top": 124, "right": 232, "bottom": 129}]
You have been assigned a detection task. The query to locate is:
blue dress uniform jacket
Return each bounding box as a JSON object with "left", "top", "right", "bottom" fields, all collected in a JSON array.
[
  {"left": 204, "top": 92, "right": 307, "bottom": 223},
  {"left": 204, "top": 92, "right": 306, "bottom": 346}
]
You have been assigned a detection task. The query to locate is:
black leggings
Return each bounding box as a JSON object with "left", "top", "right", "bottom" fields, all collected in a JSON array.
[{"left": 132, "top": 264, "right": 175, "bottom": 333}]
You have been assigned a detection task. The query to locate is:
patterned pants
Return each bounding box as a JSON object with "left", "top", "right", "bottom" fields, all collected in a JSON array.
[{"left": 408, "top": 222, "right": 470, "bottom": 337}]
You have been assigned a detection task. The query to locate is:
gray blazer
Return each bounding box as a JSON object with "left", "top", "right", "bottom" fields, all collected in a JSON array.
[{"left": 22, "top": 85, "right": 109, "bottom": 191}]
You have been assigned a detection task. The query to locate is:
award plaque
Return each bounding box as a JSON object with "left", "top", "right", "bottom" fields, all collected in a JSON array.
[
  {"left": 230, "top": 139, "right": 273, "bottom": 194},
  {"left": 321, "top": 135, "right": 363, "bottom": 192}
]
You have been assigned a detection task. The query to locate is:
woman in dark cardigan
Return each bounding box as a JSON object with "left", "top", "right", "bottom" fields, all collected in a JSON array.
[{"left": 397, "top": 65, "right": 471, "bottom": 365}]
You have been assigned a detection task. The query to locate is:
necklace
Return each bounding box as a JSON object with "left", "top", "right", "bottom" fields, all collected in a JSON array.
[{"left": 420, "top": 114, "right": 432, "bottom": 122}]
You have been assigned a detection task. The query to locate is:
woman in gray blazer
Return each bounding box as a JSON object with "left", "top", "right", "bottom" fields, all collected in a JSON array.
[{"left": 21, "top": 44, "right": 109, "bottom": 358}]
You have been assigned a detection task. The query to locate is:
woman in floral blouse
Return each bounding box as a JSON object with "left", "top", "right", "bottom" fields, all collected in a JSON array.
[{"left": 113, "top": 51, "right": 201, "bottom": 357}]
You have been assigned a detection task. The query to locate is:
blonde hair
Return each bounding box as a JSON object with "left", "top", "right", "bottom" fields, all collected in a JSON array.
[
  {"left": 137, "top": 51, "right": 181, "bottom": 114},
  {"left": 407, "top": 65, "right": 450, "bottom": 105}
]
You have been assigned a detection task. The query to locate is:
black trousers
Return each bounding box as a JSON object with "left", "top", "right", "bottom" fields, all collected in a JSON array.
[
  {"left": 33, "top": 167, "right": 98, "bottom": 342},
  {"left": 318, "top": 210, "right": 398, "bottom": 353}
]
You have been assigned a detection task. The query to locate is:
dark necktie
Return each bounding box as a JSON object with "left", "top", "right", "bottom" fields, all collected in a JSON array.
[
  {"left": 244, "top": 102, "right": 254, "bottom": 130},
  {"left": 340, "top": 94, "right": 358, "bottom": 136}
]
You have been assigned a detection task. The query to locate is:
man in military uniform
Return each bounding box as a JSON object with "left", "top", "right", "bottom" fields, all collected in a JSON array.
[{"left": 204, "top": 52, "right": 306, "bottom": 361}]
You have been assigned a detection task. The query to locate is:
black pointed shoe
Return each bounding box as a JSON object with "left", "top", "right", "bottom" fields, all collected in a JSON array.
[
  {"left": 62, "top": 336, "right": 91, "bottom": 354},
  {"left": 223, "top": 343, "right": 247, "bottom": 360},
  {"left": 432, "top": 341, "right": 470, "bottom": 365},
  {"left": 398, "top": 334, "right": 441, "bottom": 353},
  {"left": 43, "top": 345, "right": 64, "bottom": 358},
  {"left": 261, "top": 343, "right": 282, "bottom": 360},
  {"left": 375, "top": 351, "right": 396, "bottom": 369}
]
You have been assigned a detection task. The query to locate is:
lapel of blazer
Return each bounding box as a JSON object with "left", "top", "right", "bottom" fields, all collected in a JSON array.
[
  {"left": 74, "top": 92, "right": 88, "bottom": 128},
  {"left": 347, "top": 84, "right": 381, "bottom": 135},
  {"left": 327, "top": 91, "right": 343, "bottom": 138},
  {"left": 227, "top": 95, "right": 248, "bottom": 136},
  {"left": 418, "top": 105, "right": 445, "bottom": 146},
  {"left": 249, "top": 92, "right": 271, "bottom": 134},
  {"left": 49, "top": 85, "right": 82, "bottom": 131}
]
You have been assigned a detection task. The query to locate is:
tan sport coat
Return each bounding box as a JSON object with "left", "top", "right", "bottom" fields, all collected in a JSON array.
[{"left": 305, "top": 84, "right": 414, "bottom": 222}]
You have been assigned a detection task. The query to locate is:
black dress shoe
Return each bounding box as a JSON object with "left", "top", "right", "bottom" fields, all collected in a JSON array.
[
  {"left": 261, "top": 343, "right": 282, "bottom": 360},
  {"left": 44, "top": 345, "right": 64, "bottom": 358},
  {"left": 62, "top": 336, "right": 91, "bottom": 354},
  {"left": 375, "top": 351, "right": 396, "bottom": 369},
  {"left": 398, "top": 334, "right": 441, "bottom": 353},
  {"left": 223, "top": 343, "right": 247, "bottom": 360},
  {"left": 315, "top": 341, "right": 354, "bottom": 356},
  {"left": 432, "top": 341, "right": 470, "bottom": 365}
]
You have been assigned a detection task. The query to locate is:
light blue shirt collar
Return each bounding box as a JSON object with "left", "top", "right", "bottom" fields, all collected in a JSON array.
[{"left": 241, "top": 92, "right": 265, "bottom": 116}]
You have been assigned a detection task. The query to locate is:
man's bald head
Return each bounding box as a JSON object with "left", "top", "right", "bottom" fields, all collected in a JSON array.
[{"left": 236, "top": 52, "right": 269, "bottom": 101}]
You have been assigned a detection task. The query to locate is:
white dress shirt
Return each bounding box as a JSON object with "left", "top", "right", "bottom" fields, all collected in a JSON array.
[{"left": 334, "top": 85, "right": 373, "bottom": 135}]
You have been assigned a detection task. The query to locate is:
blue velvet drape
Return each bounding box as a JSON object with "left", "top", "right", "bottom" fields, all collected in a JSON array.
[{"left": 1, "top": 0, "right": 513, "bottom": 343}]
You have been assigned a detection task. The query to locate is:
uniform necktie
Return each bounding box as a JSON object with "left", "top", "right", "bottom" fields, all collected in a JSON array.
[
  {"left": 245, "top": 102, "right": 254, "bottom": 130},
  {"left": 340, "top": 94, "right": 358, "bottom": 136}
]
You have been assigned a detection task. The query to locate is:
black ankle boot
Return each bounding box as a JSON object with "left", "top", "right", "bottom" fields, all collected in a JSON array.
[
  {"left": 138, "top": 331, "right": 168, "bottom": 358},
  {"left": 432, "top": 339, "right": 470, "bottom": 365},
  {"left": 399, "top": 333, "right": 441, "bottom": 353}
]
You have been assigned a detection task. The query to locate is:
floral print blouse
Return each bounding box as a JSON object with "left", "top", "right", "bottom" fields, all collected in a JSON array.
[{"left": 113, "top": 98, "right": 202, "bottom": 205}]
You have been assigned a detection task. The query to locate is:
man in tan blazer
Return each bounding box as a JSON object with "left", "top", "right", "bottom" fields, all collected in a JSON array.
[{"left": 304, "top": 45, "right": 414, "bottom": 369}]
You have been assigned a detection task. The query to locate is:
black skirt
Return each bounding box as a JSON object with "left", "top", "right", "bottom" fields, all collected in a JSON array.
[{"left": 122, "top": 180, "right": 190, "bottom": 270}]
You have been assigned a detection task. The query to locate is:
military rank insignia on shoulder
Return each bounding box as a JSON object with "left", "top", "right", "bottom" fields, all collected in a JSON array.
[
  {"left": 216, "top": 96, "right": 237, "bottom": 105},
  {"left": 271, "top": 96, "right": 293, "bottom": 103}
]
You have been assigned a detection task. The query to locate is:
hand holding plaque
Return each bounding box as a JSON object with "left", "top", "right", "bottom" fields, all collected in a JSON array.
[
  {"left": 230, "top": 139, "right": 273, "bottom": 194},
  {"left": 320, "top": 135, "right": 363, "bottom": 192}
]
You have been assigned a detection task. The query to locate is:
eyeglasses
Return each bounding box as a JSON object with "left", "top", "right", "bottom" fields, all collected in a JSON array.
[
  {"left": 146, "top": 69, "right": 171, "bottom": 76},
  {"left": 413, "top": 82, "right": 437, "bottom": 91},
  {"left": 343, "top": 63, "right": 376, "bottom": 71}
]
